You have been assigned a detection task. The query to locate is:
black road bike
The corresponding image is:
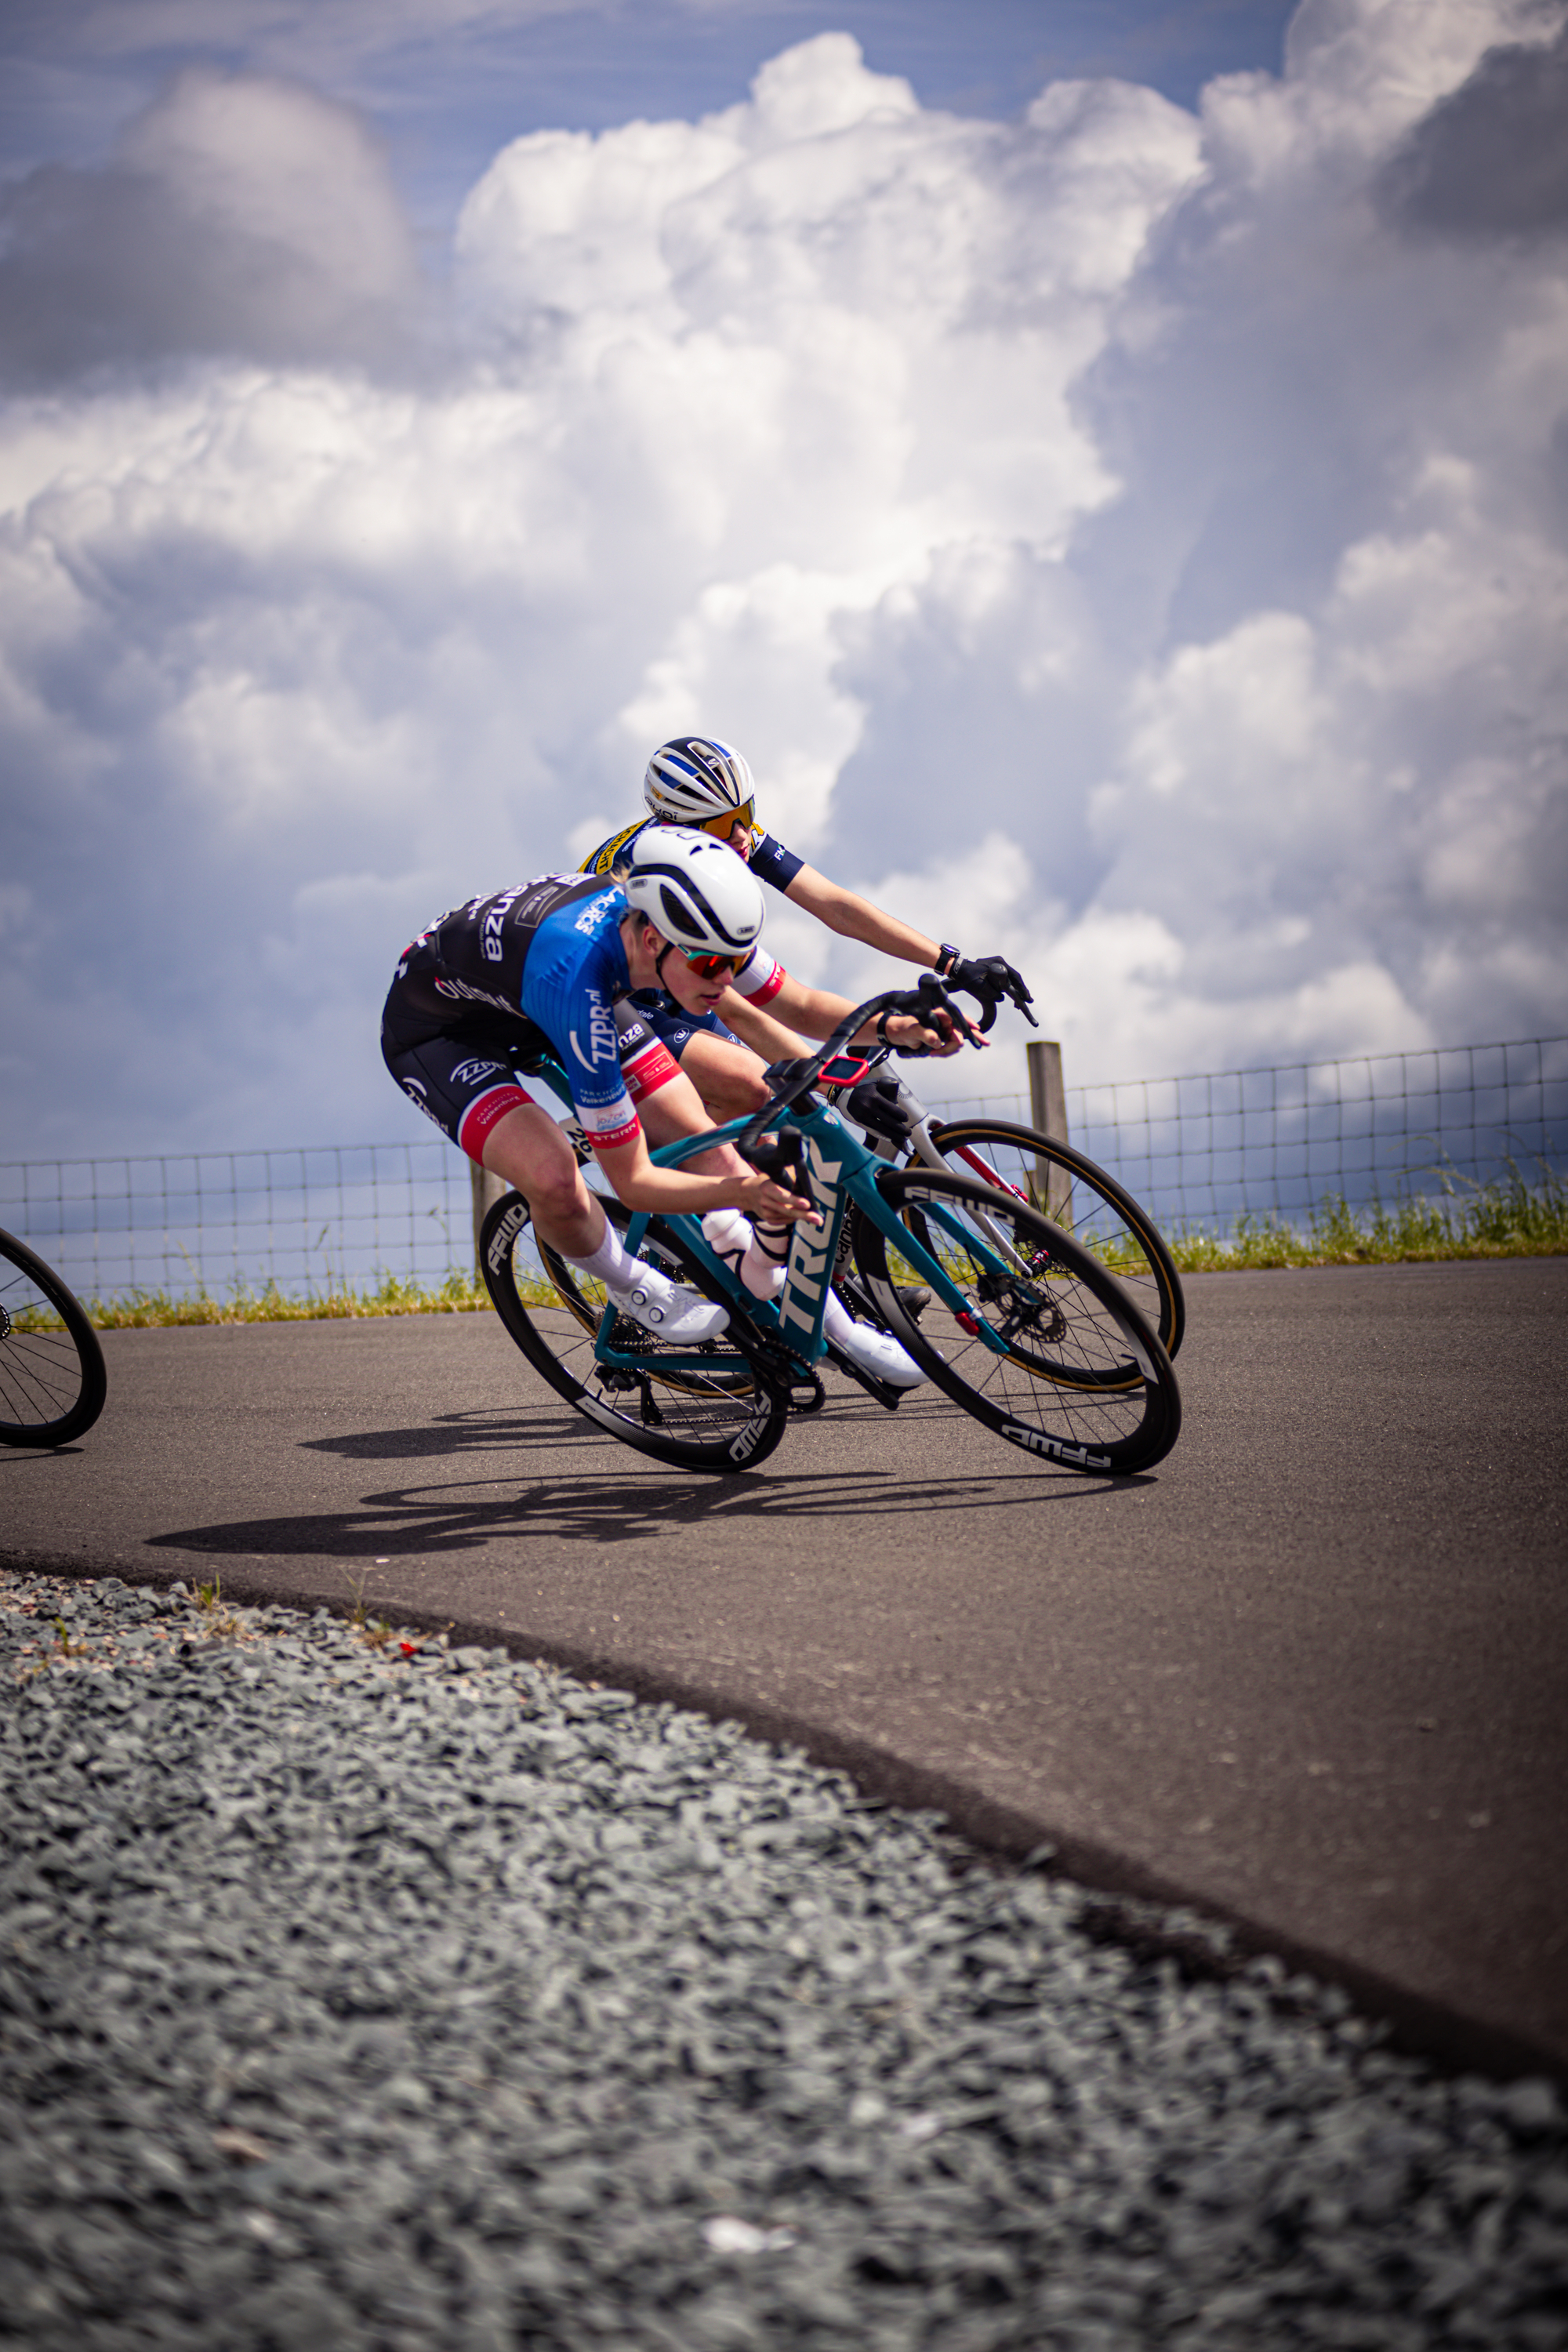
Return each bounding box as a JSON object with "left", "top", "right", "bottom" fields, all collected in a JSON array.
[{"left": 0, "top": 1227, "right": 107, "bottom": 1447}]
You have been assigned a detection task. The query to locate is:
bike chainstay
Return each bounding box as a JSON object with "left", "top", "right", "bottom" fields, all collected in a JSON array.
[{"left": 564, "top": 1206, "right": 806, "bottom": 1417}]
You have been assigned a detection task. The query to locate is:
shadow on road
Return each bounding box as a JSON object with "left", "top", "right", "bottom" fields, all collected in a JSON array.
[
  {"left": 298, "top": 1392, "right": 917, "bottom": 1463},
  {"left": 298, "top": 1407, "right": 565, "bottom": 1461},
  {"left": 147, "top": 1454, "right": 1127, "bottom": 1562}
]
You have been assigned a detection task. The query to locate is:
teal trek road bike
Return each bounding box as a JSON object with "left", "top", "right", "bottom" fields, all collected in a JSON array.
[{"left": 480, "top": 978, "right": 1181, "bottom": 1477}]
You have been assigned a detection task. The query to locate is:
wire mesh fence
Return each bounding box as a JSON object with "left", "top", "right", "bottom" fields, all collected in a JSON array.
[
  {"left": 0, "top": 1142, "right": 478, "bottom": 1305},
  {"left": 925, "top": 1036, "right": 1568, "bottom": 1236},
  {"left": 3, "top": 1038, "right": 1564, "bottom": 1301}
]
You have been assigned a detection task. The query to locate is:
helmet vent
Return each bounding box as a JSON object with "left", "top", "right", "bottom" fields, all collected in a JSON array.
[{"left": 659, "top": 882, "right": 703, "bottom": 938}]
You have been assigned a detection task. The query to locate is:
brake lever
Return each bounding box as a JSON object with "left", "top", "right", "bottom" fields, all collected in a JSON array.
[
  {"left": 908, "top": 970, "right": 985, "bottom": 1046},
  {"left": 949, "top": 966, "right": 1040, "bottom": 1034},
  {"left": 739, "top": 1127, "right": 814, "bottom": 1208}
]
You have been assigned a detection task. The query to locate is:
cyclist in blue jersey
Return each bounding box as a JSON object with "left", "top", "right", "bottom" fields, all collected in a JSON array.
[
  {"left": 579, "top": 735, "right": 1036, "bottom": 1117},
  {"left": 382, "top": 828, "right": 943, "bottom": 1381}
]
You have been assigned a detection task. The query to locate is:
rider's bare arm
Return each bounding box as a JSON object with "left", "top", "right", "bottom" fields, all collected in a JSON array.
[
  {"left": 781, "top": 862, "right": 942, "bottom": 968},
  {"left": 779, "top": 865, "right": 1033, "bottom": 1030},
  {"left": 721, "top": 967, "right": 968, "bottom": 1061},
  {"left": 593, "top": 1127, "right": 816, "bottom": 1224},
  {"left": 716, "top": 991, "right": 818, "bottom": 1064}
]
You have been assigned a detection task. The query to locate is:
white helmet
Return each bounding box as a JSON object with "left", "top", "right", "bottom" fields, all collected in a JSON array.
[
  {"left": 643, "top": 735, "right": 756, "bottom": 826},
  {"left": 618, "top": 826, "right": 764, "bottom": 957}
]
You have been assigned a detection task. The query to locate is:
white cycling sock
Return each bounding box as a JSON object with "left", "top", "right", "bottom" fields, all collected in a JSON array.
[
  {"left": 559, "top": 1221, "right": 641, "bottom": 1290},
  {"left": 748, "top": 1220, "right": 793, "bottom": 1294},
  {"left": 702, "top": 1210, "right": 789, "bottom": 1298}
]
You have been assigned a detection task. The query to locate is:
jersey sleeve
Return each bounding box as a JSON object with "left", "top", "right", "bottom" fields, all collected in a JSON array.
[
  {"left": 518, "top": 892, "right": 643, "bottom": 1150},
  {"left": 728, "top": 943, "right": 787, "bottom": 1007},
  {"left": 578, "top": 817, "right": 649, "bottom": 877},
  {"left": 747, "top": 830, "right": 804, "bottom": 891}
]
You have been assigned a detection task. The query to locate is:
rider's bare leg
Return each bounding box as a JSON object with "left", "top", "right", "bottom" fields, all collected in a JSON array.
[
  {"left": 480, "top": 1085, "right": 730, "bottom": 1343},
  {"left": 480, "top": 1104, "right": 604, "bottom": 1259},
  {"left": 478, "top": 1076, "right": 750, "bottom": 1249},
  {"left": 642, "top": 1052, "right": 793, "bottom": 1294},
  {"left": 671, "top": 1032, "right": 773, "bottom": 1121}
]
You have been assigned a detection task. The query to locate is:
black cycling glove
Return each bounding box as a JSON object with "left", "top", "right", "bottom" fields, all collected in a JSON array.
[{"left": 935, "top": 949, "right": 1037, "bottom": 1029}]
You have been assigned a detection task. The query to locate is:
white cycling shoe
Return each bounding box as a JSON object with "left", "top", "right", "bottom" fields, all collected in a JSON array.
[
  {"left": 608, "top": 1263, "right": 729, "bottom": 1345},
  {"left": 826, "top": 1294, "right": 928, "bottom": 1388}
]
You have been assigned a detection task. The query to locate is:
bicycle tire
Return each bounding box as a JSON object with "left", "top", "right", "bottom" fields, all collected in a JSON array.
[
  {"left": 852, "top": 1171, "right": 1181, "bottom": 1475},
  {"left": 0, "top": 1228, "right": 107, "bottom": 1448},
  {"left": 480, "top": 1192, "right": 789, "bottom": 1472},
  {"left": 928, "top": 1120, "right": 1185, "bottom": 1359}
]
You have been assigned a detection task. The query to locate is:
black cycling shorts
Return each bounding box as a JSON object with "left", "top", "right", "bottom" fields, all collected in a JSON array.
[{"left": 380, "top": 1000, "right": 678, "bottom": 1163}]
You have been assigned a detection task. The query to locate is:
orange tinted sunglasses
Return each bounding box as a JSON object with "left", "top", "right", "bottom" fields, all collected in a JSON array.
[{"left": 699, "top": 800, "right": 756, "bottom": 840}]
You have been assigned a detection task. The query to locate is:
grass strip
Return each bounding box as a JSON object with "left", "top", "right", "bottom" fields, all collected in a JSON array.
[
  {"left": 33, "top": 1267, "right": 552, "bottom": 1330},
  {"left": 1163, "top": 1166, "right": 1568, "bottom": 1272}
]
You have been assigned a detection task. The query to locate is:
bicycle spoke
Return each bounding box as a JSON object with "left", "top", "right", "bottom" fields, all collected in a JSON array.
[
  {"left": 0, "top": 1230, "right": 107, "bottom": 1447},
  {"left": 481, "top": 1193, "right": 787, "bottom": 1472},
  {"left": 927, "top": 1121, "right": 1184, "bottom": 1357}
]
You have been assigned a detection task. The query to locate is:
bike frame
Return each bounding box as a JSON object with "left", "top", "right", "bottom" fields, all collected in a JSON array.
[
  {"left": 486, "top": 976, "right": 1177, "bottom": 1475},
  {"left": 601, "top": 1094, "right": 1018, "bottom": 1381}
]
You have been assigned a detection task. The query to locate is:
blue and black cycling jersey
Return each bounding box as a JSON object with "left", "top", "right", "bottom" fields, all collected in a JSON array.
[
  {"left": 382, "top": 873, "right": 658, "bottom": 1154},
  {"left": 576, "top": 818, "right": 799, "bottom": 1059}
]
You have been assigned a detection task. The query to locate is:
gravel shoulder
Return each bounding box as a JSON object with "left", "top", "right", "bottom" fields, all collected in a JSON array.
[{"left": 3, "top": 1566, "right": 1567, "bottom": 2352}]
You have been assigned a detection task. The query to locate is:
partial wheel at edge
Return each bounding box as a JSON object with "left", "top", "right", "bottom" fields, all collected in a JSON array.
[{"left": 0, "top": 1227, "right": 107, "bottom": 1448}]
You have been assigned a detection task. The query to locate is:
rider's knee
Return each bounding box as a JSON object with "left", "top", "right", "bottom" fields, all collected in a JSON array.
[
  {"left": 522, "top": 1155, "right": 588, "bottom": 1226},
  {"left": 699, "top": 1058, "right": 772, "bottom": 1118}
]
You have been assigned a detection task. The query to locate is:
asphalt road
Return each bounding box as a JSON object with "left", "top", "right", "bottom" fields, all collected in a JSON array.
[{"left": 5, "top": 1258, "right": 1566, "bottom": 2081}]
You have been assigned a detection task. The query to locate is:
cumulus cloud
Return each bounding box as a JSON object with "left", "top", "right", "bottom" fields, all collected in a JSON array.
[
  {"left": 0, "top": 67, "right": 423, "bottom": 383},
  {"left": 2, "top": 4, "right": 1566, "bottom": 1163},
  {"left": 1379, "top": 11, "right": 1568, "bottom": 238}
]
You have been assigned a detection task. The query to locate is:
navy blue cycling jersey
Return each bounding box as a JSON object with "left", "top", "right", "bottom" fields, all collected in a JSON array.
[
  {"left": 385, "top": 874, "right": 652, "bottom": 1152},
  {"left": 579, "top": 814, "right": 804, "bottom": 897}
]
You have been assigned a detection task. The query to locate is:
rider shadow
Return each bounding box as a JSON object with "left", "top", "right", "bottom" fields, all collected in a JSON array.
[{"left": 299, "top": 1407, "right": 568, "bottom": 1463}]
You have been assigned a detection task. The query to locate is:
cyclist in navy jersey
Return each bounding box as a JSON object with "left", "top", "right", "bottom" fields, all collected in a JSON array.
[
  {"left": 579, "top": 735, "right": 1035, "bottom": 1117},
  {"left": 382, "top": 827, "right": 945, "bottom": 1379}
]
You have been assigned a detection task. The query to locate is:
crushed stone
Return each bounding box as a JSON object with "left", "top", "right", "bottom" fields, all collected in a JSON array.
[{"left": 2, "top": 1566, "right": 1565, "bottom": 2350}]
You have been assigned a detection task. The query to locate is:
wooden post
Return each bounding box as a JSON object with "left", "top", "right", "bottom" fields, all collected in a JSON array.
[
  {"left": 1026, "top": 1040, "right": 1071, "bottom": 1221},
  {"left": 470, "top": 1160, "right": 510, "bottom": 1278}
]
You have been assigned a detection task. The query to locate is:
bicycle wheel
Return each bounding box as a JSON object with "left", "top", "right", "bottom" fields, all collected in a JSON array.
[
  {"left": 0, "top": 1228, "right": 107, "bottom": 1447},
  {"left": 852, "top": 1171, "right": 1180, "bottom": 1474},
  {"left": 481, "top": 1192, "right": 789, "bottom": 1472},
  {"left": 927, "top": 1120, "right": 1185, "bottom": 1359}
]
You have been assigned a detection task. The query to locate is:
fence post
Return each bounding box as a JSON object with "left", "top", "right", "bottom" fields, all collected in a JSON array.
[
  {"left": 470, "top": 1161, "right": 510, "bottom": 1279},
  {"left": 1026, "top": 1040, "right": 1071, "bottom": 1220}
]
